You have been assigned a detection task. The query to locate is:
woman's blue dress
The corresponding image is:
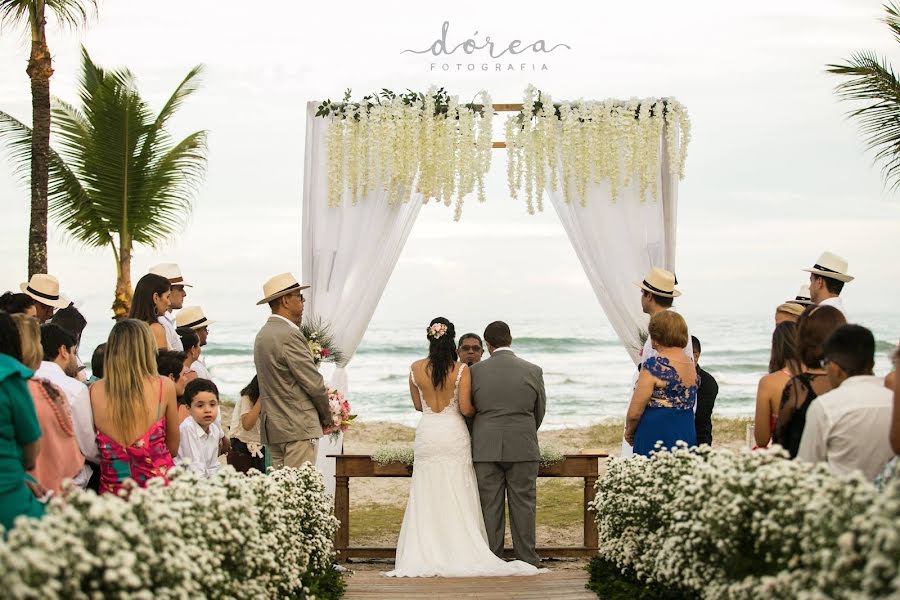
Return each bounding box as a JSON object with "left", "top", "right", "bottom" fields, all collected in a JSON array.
[{"left": 633, "top": 356, "right": 698, "bottom": 456}]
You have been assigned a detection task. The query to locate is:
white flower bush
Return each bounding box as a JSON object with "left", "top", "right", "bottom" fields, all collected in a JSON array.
[
  {"left": 591, "top": 444, "right": 900, "bottom": 599},
  {"left": 506, "top": 85, "right": 691, "bottom": 212},
  {"left": 0, "top": 465, "right": 340, "bottom": 599}
]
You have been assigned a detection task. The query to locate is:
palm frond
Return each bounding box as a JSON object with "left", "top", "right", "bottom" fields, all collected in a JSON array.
[
  {"left": 44, "top": 0, "right": 97, "bottom": 29},
  {"left": 884, "top": 1, "right": 900, "bottom": 46},
  {"left": 0, "top": 109, "right": 33, "bottom": 185},
  {"left": 828, "top": 49, "right": 900, "bottom": 190}
]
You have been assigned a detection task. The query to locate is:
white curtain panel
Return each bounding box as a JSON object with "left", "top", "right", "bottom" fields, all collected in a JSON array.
[
  {"left": 545, "top": 126, "right": 680, "bottom": 366},
  {"left": 302, "top": 101, "right": 424, "bottom": 493}
]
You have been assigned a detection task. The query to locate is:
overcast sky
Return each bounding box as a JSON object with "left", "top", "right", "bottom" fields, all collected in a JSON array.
[{"left": 1, "top": 0, "right": 898, "bottom": 337}]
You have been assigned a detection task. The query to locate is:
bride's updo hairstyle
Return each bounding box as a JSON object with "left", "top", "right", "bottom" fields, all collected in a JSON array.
[{"left": 426, "top": 317, "right": 457, "bottom": 389}]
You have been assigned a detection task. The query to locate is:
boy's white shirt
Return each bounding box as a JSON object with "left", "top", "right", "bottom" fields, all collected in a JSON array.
[{"left": 177, "top": 415, "right": 224, "bottom": 478}]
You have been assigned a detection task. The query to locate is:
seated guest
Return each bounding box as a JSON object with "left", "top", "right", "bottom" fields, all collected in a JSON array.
[
  {"left": 88, "top": 343, "right": 106, "bottom": 383},
  {"left": 227, "top": 375, "right": 266, "bottom": 473},
  {"left": 754, "top": 322, "right": 801, "bottom": 447},
  {"left": 19, "top": 274, "right": 69, "bottom": 323},
  {"left": 797, "top": 325, "right": 894, "bottom": 479},
  {"left": 774, "top": 305, "right": 846, "bottom": 457},
  {"left": 176, "top": 306, "right": 213, "bottom": 378},
  {"left": 128, "top": 273, "right": 172, "bottom": 351},
  {"left": 625, "top": 311, "right": 697, "bottom": 456},
  {"left": 692, "top": 336, "right": 717, "bottom": 446},
  {"left": 51, "top": 304, "right": 88, "bottom": 382},
  {"left": 177, "top": 379, "right": 224, "bottom": 478},
  {"left": 0, "top": 311, "right": 44, "bottom": 529},
  {"left": 35, "top": 323, "right": 85, "bottom": 403},
  {"left": 10, "top": 314, "right": 85, "bottom": 493},
  {"left": 89, "top": 320, "right": 178, "bottom": 495},
  {"left": 157, "top": 350, "right": 190, "bottom": 399},
  {"left": 457, "top": 333, "right": 485, "bottom": 366},
  {"left": 0, "top": 292, "right": 36, "bottom": 317}
]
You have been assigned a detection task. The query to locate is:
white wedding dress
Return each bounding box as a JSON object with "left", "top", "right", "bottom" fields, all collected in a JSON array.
[{"left": 384, "top": 364, "right": 543, "bottom": 578}]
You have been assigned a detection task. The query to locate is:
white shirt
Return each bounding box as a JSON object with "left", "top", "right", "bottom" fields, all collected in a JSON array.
[
  {"left": 34, "top": 362, "right": 93, "bottom": 486},
  {"left": 271, "top": 313, "right": 300, "bottom": 331},
  {"left": 797, "top": 375, "right": 893, "bottom": 480},
  {"left": 230, "top": 395, "right": 262, "bottom": 446},
  {"left": 190, "top": 357, "right": 211, "bottom": 379},
  {"left": 158, "top": 312, "right": 184, "bottom": 351},
  {"left": 817, "top": 296, "right": 847, "bottom": 320},
  {"left": 176, "top": 416, "right": 224, "bottom": 478}
]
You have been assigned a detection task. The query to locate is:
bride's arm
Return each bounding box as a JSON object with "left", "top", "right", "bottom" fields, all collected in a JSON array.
[
  {"left": 409, "top": 365, "right": 423, "bottom": 412},
  {"left": 458, "top": 366, "right": 474, "bottom": 417}
]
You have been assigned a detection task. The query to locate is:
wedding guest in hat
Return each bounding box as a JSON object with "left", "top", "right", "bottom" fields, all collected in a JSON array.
[
  {"left": 148, "top": 264, "right": 191, "bottom": 351},
  {"left": 636, "top": 267, "right": 693, "bottom": 365},
  {"left": 128, "top": 273, "right": 172, "bottom": 350},
  {"left": 804, "top": 251, "right": 852, "bottom": 318},
  {"left": 176, "top": 306, "right": 213, "bottom": 379},
  {"left": 254, "top": 273, "right": 331, "bottom": 468},
  {"left": 19, "top": 274, "right": 69, "bottom": 323},
  {"left": 797, "top": 325, "right": 894, "bottom": 479},
  {"left": 0, "top": 292, "right": 36, "bottom": 317},
  {"left": 775, "top": 285, "right": 813, "bottom": 325}
]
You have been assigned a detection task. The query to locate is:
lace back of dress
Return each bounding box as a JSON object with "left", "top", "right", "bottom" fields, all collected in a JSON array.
[{"left": 411, "top": 364, "right": 465, "bottom": 416}]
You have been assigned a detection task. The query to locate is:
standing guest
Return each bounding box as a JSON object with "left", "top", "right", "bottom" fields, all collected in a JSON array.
[
  {"left": 227, "top": 375, "right": 266, "bottom": 473},
  {"left": 635, "top": 267, "right": 693, "bottom": 365},
  {"left": 176, "top": 378, "right": 224, "bottom": 478},
  {"left": 35, "top": 323, "right": 85, "bottom": 403},
  {"left": 0, "top": 292, "right": 36, "bottom": 317},
  {"left": 10, "top": 314, "right": 85, "bottom": 493},
  {"left": 89, "top": 320, "right": 179, "bottom": 495},
  {"left": 754, "top": 321, "right": 801, "bottom": 448},
  {"left": 803, "top": 251, "right": 852, "bottom": 318},
  {"left": 128, "top": 273, "right": 172, "bottom": 351},
  {"left": 254, "top": 273, "right": 331, "bottom": 469},
  {"left": 19, "top": 274, "right": 69, "bottom": 323},
  {"left": 457, "top": 333, "right": 485, "bottom": 366},
  {"left": 626, "top": 311, "right": 698, "bottom": 456},
  {"left": 157, "top": 351, "right": 190, "bottom": 399},
  {"left": 88, "top": 343, "right": 106, "bottom": 383},
  {"left": 51, "top": 304, "right": 88, "bottom": 382},
  {"left": 797, "top": 325, "right": 894, "bottom": 479},
  {"left": 176, "top": 307, "right": 213, "bottom": 379},
  {"left": 148, "top": 263, "right": 191, "bottom": 351},
  {"left": 692, "top": 336, "right": 718, "bottom": 446},
  {"left": 0, "top": 311, "right": 45, "bottom": 529},
  {"left": 774, "top": 305, "right": 847, "bottom": 458}
]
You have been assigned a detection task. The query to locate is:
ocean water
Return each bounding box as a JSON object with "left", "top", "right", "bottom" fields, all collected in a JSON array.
[{"left": 109, "top": 312, "right": 898, "bottom": 431}]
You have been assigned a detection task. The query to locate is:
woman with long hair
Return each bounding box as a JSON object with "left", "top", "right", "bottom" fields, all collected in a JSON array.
[
  {"left": 386, "top": 318, "right": 540, "bottom": 578},
  {"left": 128, "top": 274, "right": 171, "bottom": 350},
  {"left": 753, "top": 321, "right": 801, "bottom": 447},
  {"left": 774, "top": 305, "right": 847, "bottom": 457},
  {"left": 226, "top": 375, "right": 266, "bottom": 473},
  {"left": 11, "top": 314, "right": 85, "bottom": 493},
  {"left": 89, "top": 319, "right": 179, "bottom": 494}
]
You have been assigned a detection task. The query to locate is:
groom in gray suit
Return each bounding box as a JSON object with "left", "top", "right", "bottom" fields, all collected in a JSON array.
[{"left": 470, "top": 321, "right": 546, "bottom": 567}]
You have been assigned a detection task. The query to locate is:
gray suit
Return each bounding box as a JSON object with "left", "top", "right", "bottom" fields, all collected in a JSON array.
[
  {"left": 254, "top": 316, "right": 331, "bottom": 465},
  {"left": 470, "top": 349, "right": 546, "bottom": 566}
]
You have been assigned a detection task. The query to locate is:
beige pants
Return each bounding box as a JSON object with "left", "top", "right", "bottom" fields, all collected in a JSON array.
[{"left": 268, "top": 439, "right": 318, "bottom": 469}]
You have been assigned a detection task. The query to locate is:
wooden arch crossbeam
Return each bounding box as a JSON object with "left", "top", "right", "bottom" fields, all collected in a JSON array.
[{"left": 472, "top": 103, "right": 523, "bottom": 149}]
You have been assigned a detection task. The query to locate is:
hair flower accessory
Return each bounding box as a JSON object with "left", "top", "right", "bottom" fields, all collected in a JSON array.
[{"left": 428, "top": 323, "right": 448, "bottom": 340}]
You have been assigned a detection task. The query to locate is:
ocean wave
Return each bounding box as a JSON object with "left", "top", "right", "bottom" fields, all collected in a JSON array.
[
  {"left": 378, "top": 373, "right": 408, "bottom": 382},
  {"left": 356, "top": 336, "right": 618, "bottom": 355}
]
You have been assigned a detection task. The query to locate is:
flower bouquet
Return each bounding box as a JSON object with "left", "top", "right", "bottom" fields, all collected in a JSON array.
[
  {"left": 300, "top": 316, "right": 345, "bottom": 367},
  {"left": 322, "top": 388, "right": 356, "bottom": 441}
]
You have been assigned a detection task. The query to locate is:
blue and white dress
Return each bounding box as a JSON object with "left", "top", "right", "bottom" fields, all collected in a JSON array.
[{"left": 633, "top": 356, "right": 698, "bottom": 456}]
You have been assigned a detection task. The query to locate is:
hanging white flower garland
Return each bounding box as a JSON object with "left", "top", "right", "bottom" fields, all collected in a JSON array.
[
  {"left": 505, "top": 85, "right": 691, "bottom": 212},
  {"left": 318, "top": 88, "right": 493, "bottom": 221}
]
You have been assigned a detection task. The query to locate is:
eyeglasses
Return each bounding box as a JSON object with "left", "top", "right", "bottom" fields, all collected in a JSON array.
[
  {"left": 459, "top": 345, "right": 482, "bottom": 352},
  {"left": 295, "top": 293, "right": 305, "bottom": 302}
]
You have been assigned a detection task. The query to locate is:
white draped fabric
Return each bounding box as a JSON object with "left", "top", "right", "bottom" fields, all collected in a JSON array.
[
  {"left": 545, "top": 129, "right": 680, "bottom": 366},
  {"left": 302, "top": 101, "right": 424, "bottom": 495}
]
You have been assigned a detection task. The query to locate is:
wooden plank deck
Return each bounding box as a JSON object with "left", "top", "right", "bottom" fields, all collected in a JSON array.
[{"left": 342, "top": 570, "right": 596, "bottom": 599}]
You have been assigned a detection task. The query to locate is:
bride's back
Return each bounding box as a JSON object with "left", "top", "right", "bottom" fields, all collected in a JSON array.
[{"left": 411, "top": 359, "right": 463, "bottom": 414}]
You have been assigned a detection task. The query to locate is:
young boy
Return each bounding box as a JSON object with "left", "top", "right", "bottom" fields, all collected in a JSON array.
[{"left": 177, "top": 378, "right": 225, "bottom": 478}]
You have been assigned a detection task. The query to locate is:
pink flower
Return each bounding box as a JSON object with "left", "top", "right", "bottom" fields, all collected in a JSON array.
[{"left": 321, "top": 348, "right": 330, "bottom": 358}]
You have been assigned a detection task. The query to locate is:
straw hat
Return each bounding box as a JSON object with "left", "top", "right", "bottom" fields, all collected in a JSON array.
[
  {"left": 176, "top": 306, "right": 213, "bottom": 330},
  {"left": 635, "top": 267, "right": 681, "bottom": 298},
  {"left": 19, "top": 274, "right": 70, "bottom": 308},
  {"left": 776, "top": 302, "right": 805, "bottom": 318},
  {"left": 803, "top": 251, "right": 853, "bottom": 282},
  {"left": 787, "top": 284, "right": 812, "bottom": 306},
  {"left": 257, "top": 272, "right": 309, "bottom": 305},
  {"left": 149, "top": 263, "right": 192, "bottom": 287}
]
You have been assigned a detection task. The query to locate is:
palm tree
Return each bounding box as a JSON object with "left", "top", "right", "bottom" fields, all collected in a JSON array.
[
  {"left": 0, "top": 47, "right": 208, "bottom": 318},
  {"left": 0, "top": 0, "right": 97, "bottom": 276},
  {"left": 828, "top": 2, "right": 900, "bottom": 191}
]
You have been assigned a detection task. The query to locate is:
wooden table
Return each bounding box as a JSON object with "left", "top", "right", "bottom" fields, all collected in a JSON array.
[{"left": 329, "top": 453, "right": 607, "bottom": 559}]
